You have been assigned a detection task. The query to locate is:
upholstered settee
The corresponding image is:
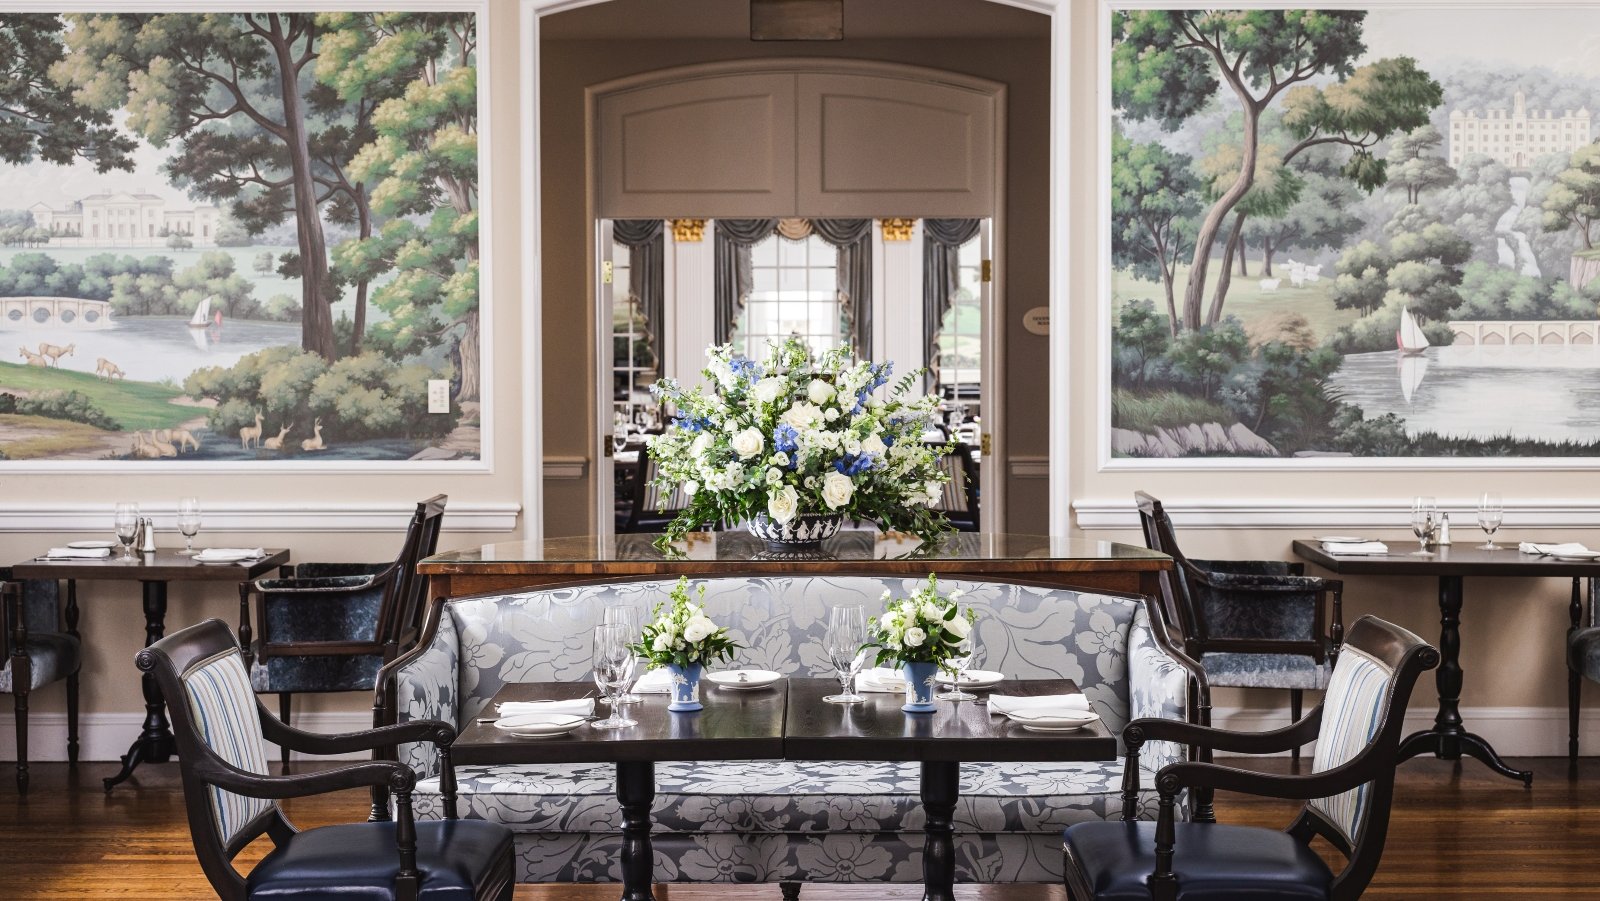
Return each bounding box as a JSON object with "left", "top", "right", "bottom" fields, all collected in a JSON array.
[{"left": 383, "top": 576, "right": 1196, "bottom": 885}]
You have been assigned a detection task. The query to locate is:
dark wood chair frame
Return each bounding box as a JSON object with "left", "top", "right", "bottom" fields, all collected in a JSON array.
[
  {"left": 238, "top": 494, "right": 446, "bottom": 764},
  {"left": 1569, "top": 576, "right": 1598, "bottom": 762},
  {"left": 4, "top": 578, "right": 80, "bottom": 793},
  {"left": 139, "top": 618, "right": 472, "bottom": 901},
  {"left": 1135, "top": 491, "right": 1344, "bottom": 772},
  {"left": 1065, "top": 615, "right": 1440, "bottom": 901}
]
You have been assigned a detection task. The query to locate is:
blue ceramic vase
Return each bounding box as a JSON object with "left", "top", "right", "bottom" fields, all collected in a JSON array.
[
  {"left": 667, "top": 662, "right": 704, "bottom": 712},
  {"left": 901, "top": 660, "right": 938, "bottom": 713}
]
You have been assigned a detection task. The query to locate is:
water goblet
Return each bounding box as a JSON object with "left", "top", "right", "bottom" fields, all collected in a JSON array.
[
  {"left": 114, "top": 502, "right": 140, "bottom": 561},
  {"left": 604, "top": 604, "right": 644, "bottom": 703},
  {"left": 1410, "top": 496, "right": 1437, "bottom": 556},
  {"left": 938, "top": 636, "right": 984, "bottom": 701},
  {"left": 1478, "top": 492, "right": 1504, "bottom": 550},
  {"left": 590, "top": 624, "right": 637, "bottom": 730},
  {"left": 822, "top": 605, "right": 868, "bottom": 704},
  {"left": 176, "top": 496, "right": 202, "bottom": 555}
]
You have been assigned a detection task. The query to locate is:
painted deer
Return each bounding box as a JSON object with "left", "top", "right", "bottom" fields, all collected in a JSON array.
[
  {"left": 18, "top": 347, "right": 48, "bottom": 367},
  {"left": 169, "top": 428, "right": 200, "bottom": 453},
  {"left": 263, "top": 423, "right": 292, "bottom": 451},
  {"left": 239, "top": 411, "right": 264, "bottom": 450},
  {"left": 132, "top": 431, "right": 177, "bottom": 458},
  {"left": 38, "top": 342, "right": 74, "bottom": 366},
  {"left": 300, "top": 418, "right": 326, "bottom": 452},
  {"left": 130, "top": 432, "right": 162, "bottom": 459},
  {"left": 95, "top": 358, "right": 125, "bottom": 381}
]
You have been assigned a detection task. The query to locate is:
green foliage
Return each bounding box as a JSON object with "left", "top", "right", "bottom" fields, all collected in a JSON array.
[
  {"left": 1385, "top": 125, "right": 1455, "bottom": 203},
  {"left": 1110, "top": 129, "right": 1200, "bottom": 320},
  {"left": 252, "top": 251, "right": 276, "bottom": 275},
  {"left": 0, "top": 15, "right": 134, "bottom": 172},
  {"left": 630, "top": 577, "right": 742, "bottom": 668},
  {"left": 1220, "top": 341, "right": 1343, "bottom": 447},
  {"left": 1243, "top": 148, "right": 1365, "bottom": 267},
  {"left": 1327, "top": 296, "right": 1453, "bottom": 354},
  {"left": 0, "top": 252, "right": 172, "bottom": 301},
  {"left": 0, "top": 390, "right": 120, "bottom": 431},
  {"left": 1167, "top": 318, "right": 1250, "bottom": 400},
  {"left": 1541, "top": 143, "right": 1600, "bottom": 250},
  {"left": 1330, "top": 407, "right": 1413, "bottom": 456},
  {"left": 1112, "top": 299, "right": 1171, "bottom": 388},
  {"left": 1111, "top": 390, "right": 1235, "bottom": 433},
  {"left": 1453, "top": 262, "right": 1600, "bottom": 321},
  {"left": 1281, "top": 57, "right": 1444, "bottom": 190},
  {"left": 165, "top": 233, "right": 193, "bottom": 250},
  {"left": 213, "top": 214, "right": 252, "bottom": 247}
]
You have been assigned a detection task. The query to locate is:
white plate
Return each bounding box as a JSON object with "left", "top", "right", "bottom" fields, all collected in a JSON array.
[
  {"left": 493, "top": 713, "right": 586, "bottom": 738},
  {"left": 1021, "top": 721, "right": 1096, "bottom": 733},
  {"left": 194, "top": 550, "right": 256, "bottom": 563},
  {"left": 1006, "top": 710, "right": 1101, "bottom": 730},
  {"left": 938, "top": 669, "right": 1005, "bottom": 690},
  {"left": 1315, "top": 536, "right": 1369, "bottom": 543},
  {"left": 706, "top": 669, "right": 783, "bottom": 690},
  {"left": 1555, "top": 551, "right": 1600, "bottom": 561},
  {"left": 67, "top": 540, "right": 117, "bottom": 549}
]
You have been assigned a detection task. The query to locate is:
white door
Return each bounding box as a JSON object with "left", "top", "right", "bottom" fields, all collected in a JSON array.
[
  {"left": 977, "top": 219, "right": 1003, "bottom": 536},
  {"left": 594, "top": 219, "right": 616, "bottom": 541}
]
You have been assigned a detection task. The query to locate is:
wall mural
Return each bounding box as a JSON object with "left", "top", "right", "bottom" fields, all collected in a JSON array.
[
  {"left": 0, "top": 10, "right": 481, "bottom": 463},
  {"left": 1107, "top": 6, "right": 1600, "bottom": 461}
]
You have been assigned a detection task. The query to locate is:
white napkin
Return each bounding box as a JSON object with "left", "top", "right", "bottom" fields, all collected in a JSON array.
[
  {"left": 1519, "top": 542, "right": 1591, "bottom": 556},
  {"left": 1322, "top": 540, "right": 1389, "bottom": 555},
  {"left": 988, "top": 693, "right": 1091, "bottom": 718},
  {"left": 633, "top": 668, "right": 673, "bottom": 693},
  {"left": 41, "top": 546, "right": 111, "bottom": 559},
  {"left": 857, "top": 667, "right": 908, "bottom": 692},
  {"left": 194, "top": 547, "right": 266, "bottom": 560},
  {"left": 496, "top": 698, "right": 595, "bottom": 718}
]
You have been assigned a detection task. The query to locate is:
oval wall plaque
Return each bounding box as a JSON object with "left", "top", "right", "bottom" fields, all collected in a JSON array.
[{"left": 1022, "top": 306, "right": 1049, "bottom": 336}]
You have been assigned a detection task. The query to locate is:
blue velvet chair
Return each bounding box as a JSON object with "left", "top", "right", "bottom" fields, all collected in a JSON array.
[
  {"left": 141, "top": 617, "right": 513, "bottom": 900},
  {"left": 1063, "top": 615, "right": 1438, "bottom": 901},
  {"left": 1568, "top": 577, "right": 1600, "bottom": 760},
  {"left": 239, "top": 495, "right": 445, "bottom": 766},
  {"left": 1135, "top": 492, "right": 1344, "bottom": 763},
  {"left": 2, "top": 578, "right": 80, "bottom": 793}
]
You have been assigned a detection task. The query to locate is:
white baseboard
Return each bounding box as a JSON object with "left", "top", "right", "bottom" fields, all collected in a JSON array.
[
  {"left": 0, "top": 501, "right": 520, "bottom": 533},
  {"left": 1073, "top": 496, "right": 1600, "bottom": 531},
  {"left": 5, "top": 706, "right": 1596, "bottom": 763}
]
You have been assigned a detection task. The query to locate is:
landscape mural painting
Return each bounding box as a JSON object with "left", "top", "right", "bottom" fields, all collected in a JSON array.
[
  {"left": 1107, "top": 6, "right": 1600, "bottom": 461},
  {"left": 0, "top": 10, "right": 482, "bottom": 463}
]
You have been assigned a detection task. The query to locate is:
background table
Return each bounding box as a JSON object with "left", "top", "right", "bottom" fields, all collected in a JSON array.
[
  {"left": 12, "top": 548, "right": 290, "bottom": 790},
  {"left": 1291, "top": 540, "right": 1600, "bottom": 786},
  {"left": 785, "top": 677, "right": 1114, "bottom": 901}
]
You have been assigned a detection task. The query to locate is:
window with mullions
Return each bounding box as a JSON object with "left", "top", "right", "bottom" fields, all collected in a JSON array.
[
  {"left": 936, "top": 236, "right": 982, "bottom": 402},
  {"left": 736, "top": 233, "right": 842, "bottom": 359},
  {"left": 611, "top": 242, "right": 657, "bottom": 404}
]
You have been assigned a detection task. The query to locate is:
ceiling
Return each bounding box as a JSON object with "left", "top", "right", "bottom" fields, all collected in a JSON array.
[{"left": 543, "top": 0, "right": 1049, "bottom": 41}]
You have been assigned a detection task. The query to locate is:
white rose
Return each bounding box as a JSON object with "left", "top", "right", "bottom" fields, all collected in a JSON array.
[
  {"left": 683, "top": 616, "right": 716, "bottom": 643},
  {"left": 753, "top": 377, "right": 787, "bottom": 404},
  {"left": 709, "top": 359, "right": 735, "bottom": 390},
  {"left": 652, "top": 633, "right": 671, "bottom": 652},
  {"left": 770, "top": 452, "right": 790, "bottom": 467},
  {"left": 767, "top": 484, "right": 800, "bottom": 524},
  {"left": 683, "top": 479, "right": 699, "bottom": 496},
  {"left": 862, "top": 434, "right": 887, "bottom": 456},
  {"left": 947, "top": 616, "right": 972, "bottom": 639},
  {"left": 880, "top": 589, "right": 892, "bottom": 601},
  {"left": 844, "top": 437, "right": 862, "bottom": 456},
  {"left": 781, "top": 402, "right": 823, "bottom": 428},
  {"left": 766, "top": 467, "right": 783, "bottom": 485},
  {"left": 691, "top": 432, "right": 714, "bottom": 459},
  {"left": 821, "top": 470, "right": 855, "bottom": 510},
  {"left": 924, "top": 480, "right": 943, "bottom": 506},
  {"left": 730, "top": 427, "right": 764, "bottom": 460},
  {"left": 804, "top": 476, "right": 818, "bottom": 489},
  {"left": 903, "top": 626, "right": 927, "bottom": 648},
  {"left": 920, "top": 601, "right": 941, "bottom": 620},
  {"left": 880, "top": 611, "right": 897, "bottom": 630},
  {"left": 824, "top": 407, "right": 841, "bottom": 421},
  {"left": 807, "top": 379, "right": 835, "bottom": 404}
]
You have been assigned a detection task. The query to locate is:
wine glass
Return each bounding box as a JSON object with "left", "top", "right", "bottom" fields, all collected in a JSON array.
[
  {"left": 938, "top": 635, "right": 984, "bottom": 701},
  {"left": 114, "top": 502, "right": 139, "bottom": 561},
  {"left": 604, "top": 604, "right": 644, "bottom": 703},
  {"left": 176, "top": 496, "right": 202, "bottom": 555},
  {"left": 590, "top": 624, "right": 637, "bottom": 730},
  {"left": 822, "top": 605, "right": 868, "bottom": 704},
  {"left": 1478, "top": 492, "right": 1504, "bottom": 550},
  {"left": 1410, "top": 496, "right": 1437, "bottom": 556}
]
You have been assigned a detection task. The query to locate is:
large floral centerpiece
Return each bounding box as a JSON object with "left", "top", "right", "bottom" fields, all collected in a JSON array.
[
  {"left": 864, "top": 575, "right": 975, "bottom": 712},
  {"left": 631, "top": 577, "right": 742, "bottom": 711},
  {"left": 647, "top": 337, "right": 952, "bottom": 550}
]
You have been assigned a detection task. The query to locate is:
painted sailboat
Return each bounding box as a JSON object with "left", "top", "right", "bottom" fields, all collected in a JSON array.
[
  {"left": 1396, "top": 306, "right": 1430, "bottom": 356},
  {"left": 188, "top": 296, "right": 212, "bottom": 330}
]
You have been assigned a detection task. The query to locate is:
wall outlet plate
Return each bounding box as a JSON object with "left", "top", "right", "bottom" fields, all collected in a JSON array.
[{"left": 428, "top": 379, "right": 450, "bottom": 414}]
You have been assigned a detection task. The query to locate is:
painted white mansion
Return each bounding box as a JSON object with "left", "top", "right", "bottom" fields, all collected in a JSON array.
[
  {"left": 1448, "top": 88, "right": 1591, "bottom": 168},
  {"left": 27, "top": 192, "right": 221, "bottom": 247}
]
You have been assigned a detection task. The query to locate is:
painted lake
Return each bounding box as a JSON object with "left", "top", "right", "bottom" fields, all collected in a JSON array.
[{"left": 1, "top": 316, "right": 302, "bottom": 384}]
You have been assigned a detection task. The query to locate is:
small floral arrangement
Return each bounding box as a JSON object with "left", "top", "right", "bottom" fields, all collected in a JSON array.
[
  {"left": 631, "top": 577, "right": 742, "bottom": 668},
  {"left": 865, "top": 574, "right": 975, "bottom": 666},
  {"left": 647, "top": 337, "right": 954, "bottom": 547}
]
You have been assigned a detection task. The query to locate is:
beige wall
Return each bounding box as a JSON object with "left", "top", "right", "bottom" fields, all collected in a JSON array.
[{"left": 539, "top": 34, "right": 1053, "bottom": 537}]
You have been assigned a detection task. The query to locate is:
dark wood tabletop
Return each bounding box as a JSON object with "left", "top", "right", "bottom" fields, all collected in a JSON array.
[
  {"left": 1292, "top": 540, "right": 1600, "bottom": 577},
  {"left": 783, "top": 677, "right": 1116, "bottom": 763},
  {"left": 11, "top": 548, "right": 290, "bottom": 581},
  {"left": 452, "top": 680, "right": 787, "bottom": 766}
]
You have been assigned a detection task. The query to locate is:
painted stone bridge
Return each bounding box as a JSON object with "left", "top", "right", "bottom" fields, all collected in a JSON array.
[
  {"left": 0, "top": 296, "right": 112, "bottom": 330},
  {"left": 1449, "top": 320, "right": 1599, "bottom": 346}
]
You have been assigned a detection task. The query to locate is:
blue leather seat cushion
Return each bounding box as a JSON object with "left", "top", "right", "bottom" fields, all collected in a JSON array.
[
  {"left": 250, "top": 649, "right": 384, "bottom": 694},
  {"left": 0, "top": 633, "right": 80, "bottom": 692},
  {"left": 1201, "top": 647, "right": 1332, "bottom": 690},
  {"left": 1063, "top": 821, "right": 1332, "bottom": 900},
  {"left": 246, "top": 819, "right": 512, "bottom": 900},
  {"left": 1570, "top": 627, "right": 1600, "bottom": 682}
]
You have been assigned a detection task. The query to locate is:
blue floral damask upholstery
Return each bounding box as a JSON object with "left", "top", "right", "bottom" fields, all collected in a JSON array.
[{"left": 392, "top": 577, "right": 1192, "bottom": 884}]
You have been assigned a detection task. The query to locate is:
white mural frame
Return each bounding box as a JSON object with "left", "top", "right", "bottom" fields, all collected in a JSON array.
[
  {"left": 1097, "top": 0, "right": 1600, "bottom": 472},
  {"left": 0, "top": 0, "right": 494, "bottom": 474}
]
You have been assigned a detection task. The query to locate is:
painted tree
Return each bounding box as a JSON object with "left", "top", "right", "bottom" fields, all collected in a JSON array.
[
  {"left": 1541, "top": 143, "right": 1600, "bottom": 250},
  {"left": 0, "top": 15, "right": 134, "bottom": 172},
  {"left": 321, "top": 13, "right": 481, "bottom": 400},
  {"left": 1385, "top": 125, "right": 1455, "bottom": 204},
  {"left": 1199, "top": 117, "right": 1302, "bottom": 316},
  {"left": 1111, "top": 129, "right": 1199, "bottom": 334},
  {"left": 1112, "top": 10, "right": 1441, "bottom": 331},
  {"left": 1243, "top": 152, "right": 1365, "bottom": 278},
  {"left": 55, "top": 13, "right": 339, "bottom": 360}
]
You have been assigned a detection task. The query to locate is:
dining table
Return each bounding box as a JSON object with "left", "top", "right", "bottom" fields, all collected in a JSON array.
[
  {"left": 11, "top": 547, "right": 291, "bottom": 791},
  {"left": 1292, "top": 539, "right": 1600, "bottom": 787}
]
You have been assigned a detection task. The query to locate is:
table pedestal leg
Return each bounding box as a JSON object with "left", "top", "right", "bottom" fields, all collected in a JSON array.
[
  {"left": 1396, "top": 575, "right": 1532, "bottom": 786},
  {"left": 617, "top": 760, "right": 656, "bottom": 901},
  {"left": 921, "top": 760, "right": 959, "bottom": 901},
  {"left": 103, "top": 581, "right": 178, "bottom": 792}
]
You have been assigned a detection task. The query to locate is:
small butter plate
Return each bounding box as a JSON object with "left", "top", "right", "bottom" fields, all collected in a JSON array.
[
  {"left": 1315, "top": 536, "right": 1368, "bottom": 544},
  {"left": 938, "top": 669, "right": 1005, "bottom": 690},
  {"left": 493, "top": 713, "right": 586, "bottom": 738},
  {"left": 1007, "top": 710, "right": 1100, "bottom": 733},
  {"left": 1555, "top": 550, "right": 1600, "bottom": 561},
  {"left": 706, "top": 669, "right": 782, "bottom": 691},
  {"left": 68, "top": 540, "right": 117, "bottom": 549}
]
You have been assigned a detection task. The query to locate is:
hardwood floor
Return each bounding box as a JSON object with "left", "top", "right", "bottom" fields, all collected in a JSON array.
[{"left": 1, "top": 756, "right": 1595, "bottom": 899}]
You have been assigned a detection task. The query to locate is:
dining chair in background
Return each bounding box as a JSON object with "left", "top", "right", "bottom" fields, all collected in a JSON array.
[
  {"left": 1, "top": 577, "right": 80, "bottom": 793},
  {"left": 1568, "top": 576, "right": 1600, "bottom": 761}
]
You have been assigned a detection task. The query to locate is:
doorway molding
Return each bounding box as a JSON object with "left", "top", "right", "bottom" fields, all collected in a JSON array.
[{"left": 518, "top": 0, "right": 1071, "bottom": 542}]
